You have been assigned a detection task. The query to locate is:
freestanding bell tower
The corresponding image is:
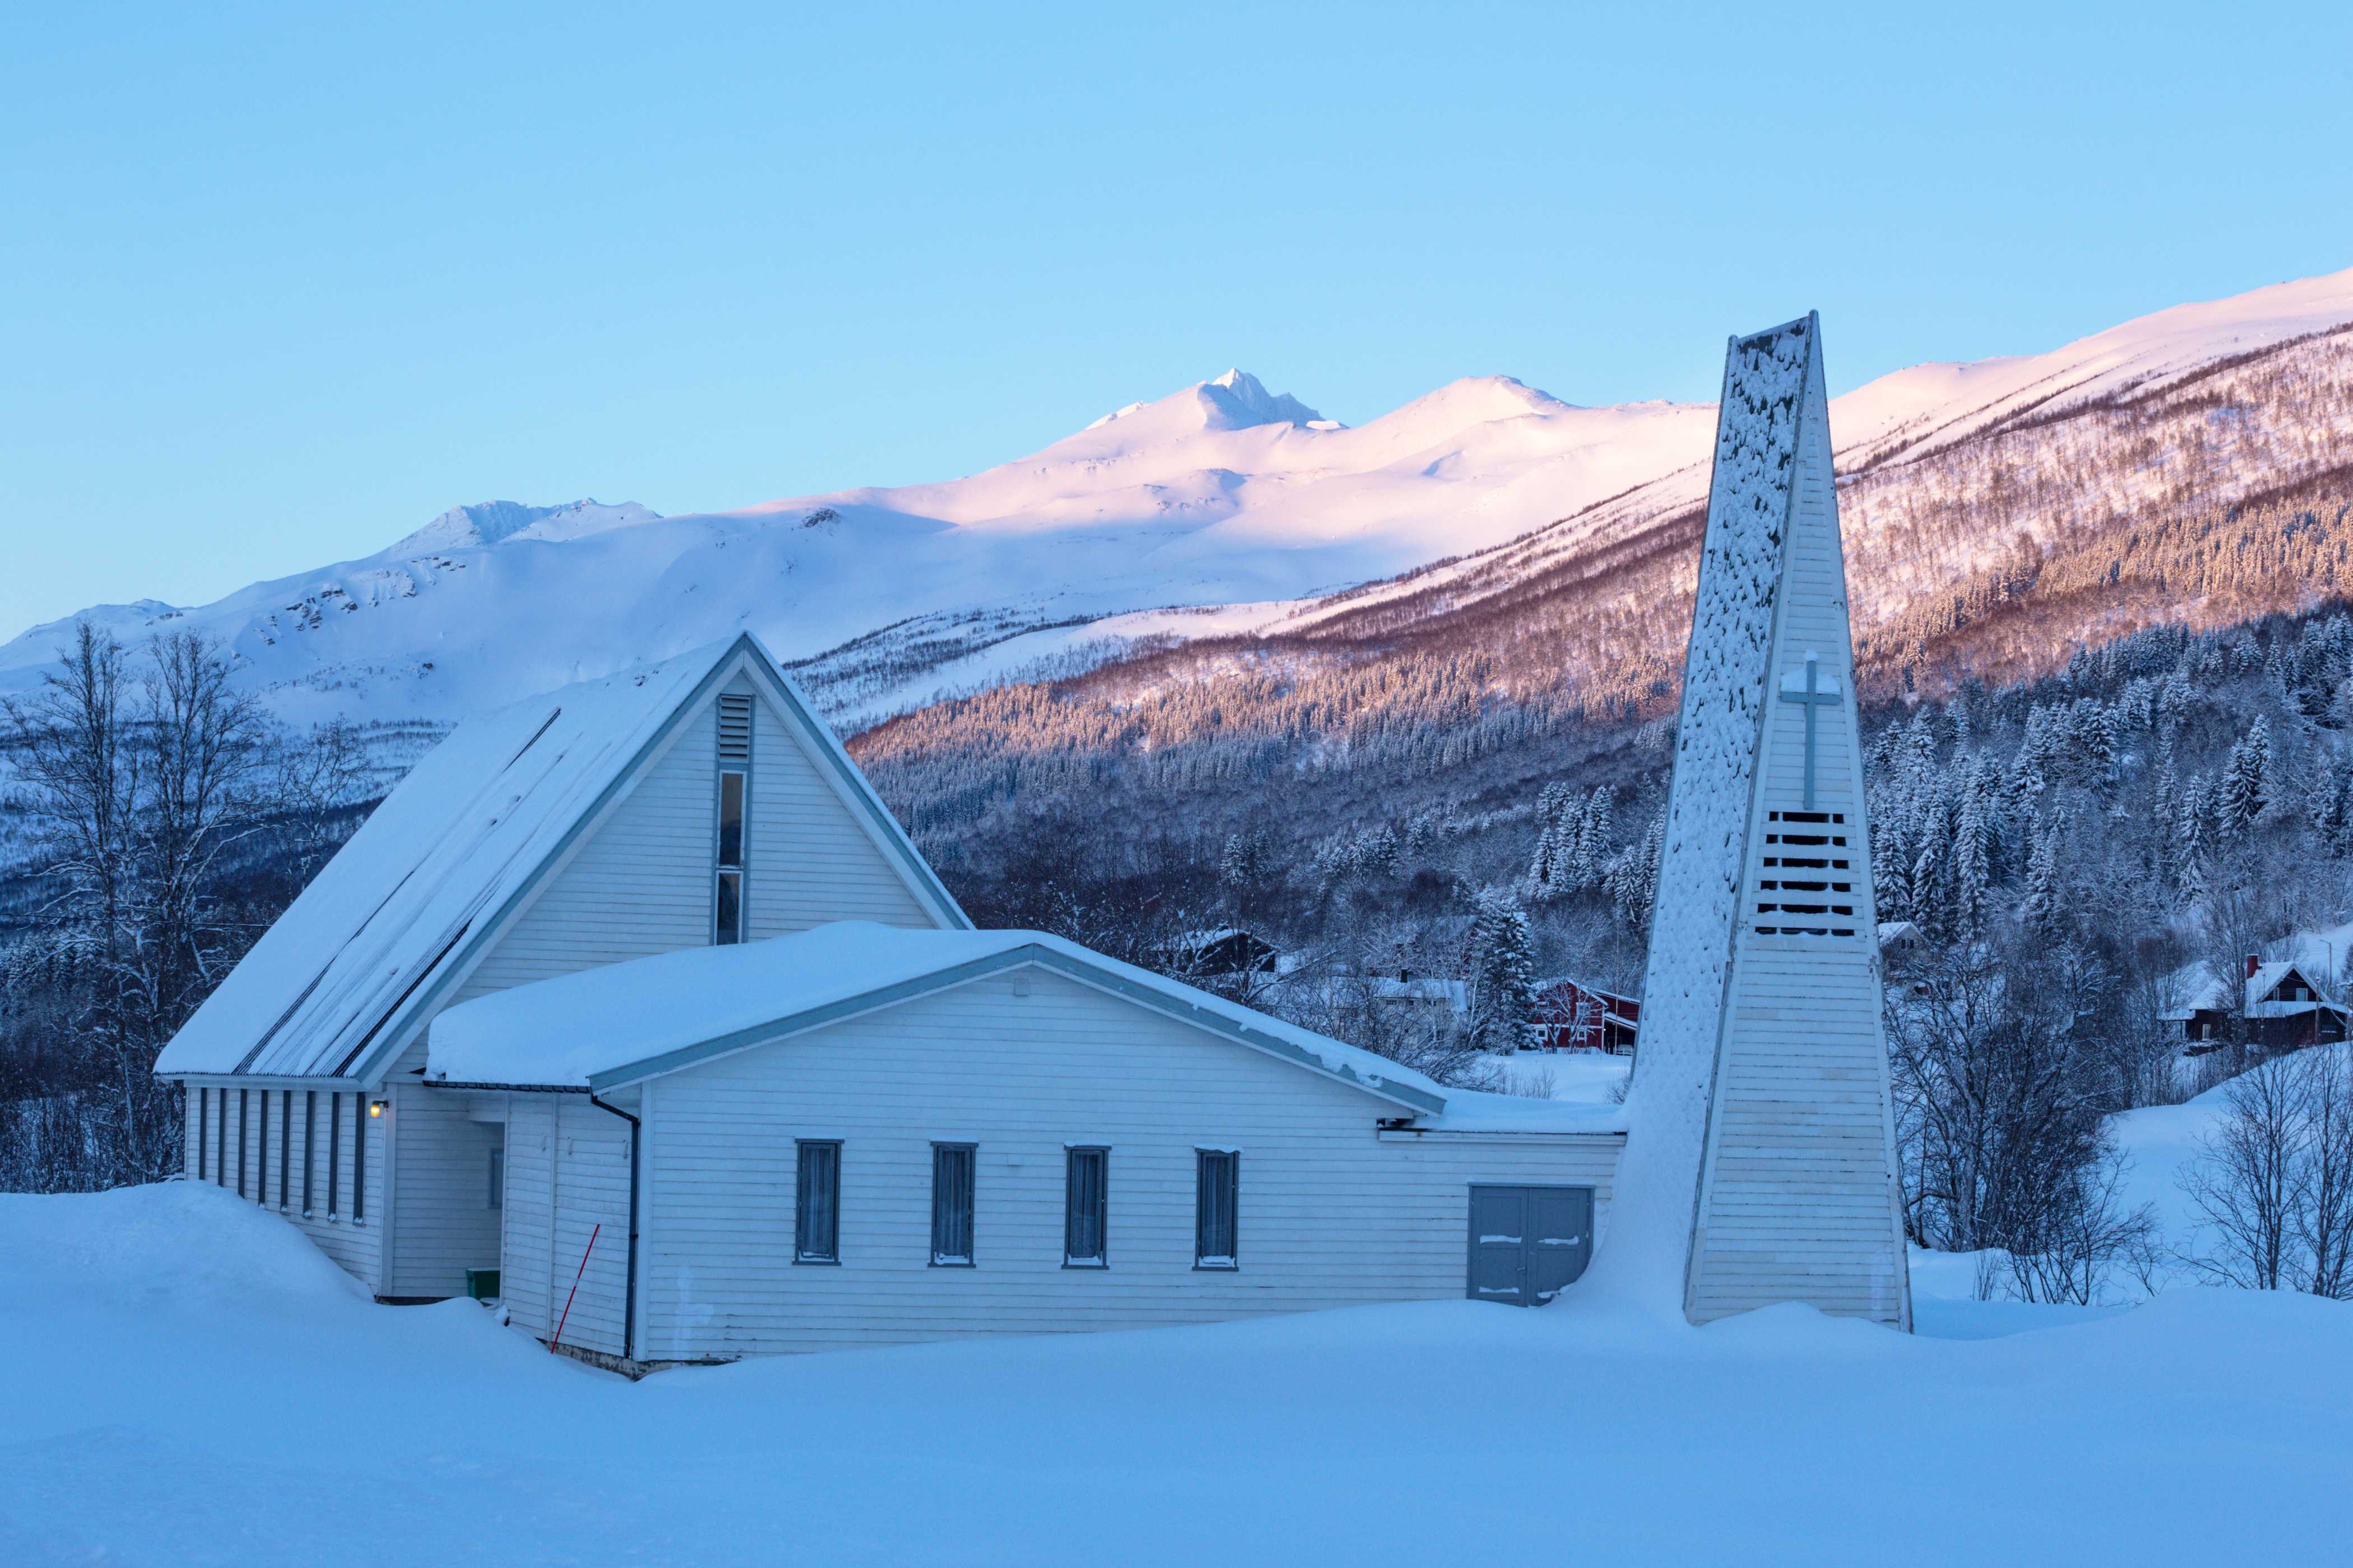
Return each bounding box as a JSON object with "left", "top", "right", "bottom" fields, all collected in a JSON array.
[{"left": 1588, "top": 313, "right": 1911, "bottom": 1328}]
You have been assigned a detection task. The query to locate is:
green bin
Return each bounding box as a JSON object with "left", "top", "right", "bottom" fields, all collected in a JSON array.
[{"left": 465, "top": 1267, "right": 500, "bottom": 1301}]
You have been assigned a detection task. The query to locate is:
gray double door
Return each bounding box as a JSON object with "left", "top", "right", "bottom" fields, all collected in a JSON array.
[{"left": 1466, "top": 1185, "right": 1592, "bottom": 1306}]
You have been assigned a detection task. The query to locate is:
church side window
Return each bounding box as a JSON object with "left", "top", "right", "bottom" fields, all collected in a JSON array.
[
  {"left": 1065, "top": 1147, "right": 1109, "bottom": 1268},
  {"left": 715, "top": 694, "right": 753, "bottom": 945},
  {"left": 354, "top": 1096, "right": 368, "bottom": 1223},
  {"left": 795, "top": 1139, "right": 841, "bottom": 1263},
  {"left": 931, "top": 1143, "right": 975, "bottom": 1266},
  {"left": 1195, "top": 1150, "right": 1238, "bottom": 1270}
]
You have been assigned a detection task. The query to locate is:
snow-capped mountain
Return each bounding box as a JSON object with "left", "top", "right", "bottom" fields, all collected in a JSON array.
[{"left": 10, "top": 273, "right": 2353, "bottom": 737}]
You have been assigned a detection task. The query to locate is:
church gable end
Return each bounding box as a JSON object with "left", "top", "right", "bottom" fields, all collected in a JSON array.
[{"left": 455, "top": 660, "right": 951, "bottom": 1007}]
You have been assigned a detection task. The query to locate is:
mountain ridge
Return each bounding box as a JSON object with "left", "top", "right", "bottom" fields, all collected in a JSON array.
[{"left": 10, "top": 267, "right": 2353, "bottom": 741}]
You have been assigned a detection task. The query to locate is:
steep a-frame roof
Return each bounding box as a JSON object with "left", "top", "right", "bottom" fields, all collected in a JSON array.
[
  {"left": 157, "top": 635, "right": 966, "bottom": 1083},
  {"left": 425, "top": 921, "right": 1449, "bottom": 1114}
]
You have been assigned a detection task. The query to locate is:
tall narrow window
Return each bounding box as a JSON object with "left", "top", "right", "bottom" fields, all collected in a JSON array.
[
  {"left": 302, "top": 1090, "right": 316, "bottom": 1215},
  {"left": 257, "top": 1090, "right": 270, "bottom": 1202},
  {"left": 327, "top": 1092, "right": 342, "bottom": 1217},
  {"left": 931, "top": 1144, "right": 976, "bottom": 1266},
  {"left": 236, "top": 1090, "right": 249, "bottom": 1199},
  {"left": 354, "top": 1098, "right": 369, "bottom": 1223},
  {"left": 197, "top": 1088, "right": 211, "bottom": 1181},
  {"left": 795, "top": 1140, "right": 840, "bottom": 1263},
  {"left": 715, "top": 693, "right": 752, "bottom": 946},
  {"left": 714, "top": 776, "right": 744, "bottom": 945},
  {"left": 488, "top": 1134, "right": 504, "bottom": 1210},
  {"left": 1064, "top": 1147, "right": 1108, "bottom": 1268},
  {"left": 215, "top": 1087, "right": 228, "bottom": 1186},
  {"left": 1195, "top": 1150, "right": 1239, "bottom": 1269}
]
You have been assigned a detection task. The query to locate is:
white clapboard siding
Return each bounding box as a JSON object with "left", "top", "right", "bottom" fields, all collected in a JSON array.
[
  {"left": 181, "top": 660, "right": 961, "bottom": 1305},
  {"left": 499, "top": 1095, "right": 559, "bottom": 1337},
  {"left": 385, "top": 1040, "right": 504, "bottom": 1298},
  {"left": 454, "top": 684, "right": 945, "bottom": 1013},
  {"left": 534, "top": 1094, "right": 634, "bottom": 1358},
  {"left": 1688, "top": 343, "right": 1909, "bottom": 1328},
  {"left": 740, "top": 683, "right": 935, "bottom": 937},
  {"left": 451, "top": 705, "right": 717, "bottom": 1003},
  {"left": 183, "top": 1083, "right": 385, "bottom": 1291},
  {"left": 615, "top": 967, "right": 1617, "bottom": 1359}
]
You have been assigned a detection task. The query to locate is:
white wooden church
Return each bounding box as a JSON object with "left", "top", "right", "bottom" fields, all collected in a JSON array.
[{"left": 158, "top": 313, "right": 1911, "bottom": 1366}]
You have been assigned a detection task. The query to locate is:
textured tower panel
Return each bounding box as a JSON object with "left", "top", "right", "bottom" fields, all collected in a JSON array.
[{"left": 1588, "top": 314, "right": 1911, "bottom": 1328}]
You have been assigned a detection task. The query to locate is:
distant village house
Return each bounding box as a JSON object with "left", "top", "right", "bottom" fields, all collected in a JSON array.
[{"left": 2165, "top": 955, "right": 2350, "bottom": 1053}]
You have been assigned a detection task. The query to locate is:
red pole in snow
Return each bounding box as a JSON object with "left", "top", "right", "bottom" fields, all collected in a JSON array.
[{"left": 550, "top": 1221, "right": 600, "bottom": 1353}]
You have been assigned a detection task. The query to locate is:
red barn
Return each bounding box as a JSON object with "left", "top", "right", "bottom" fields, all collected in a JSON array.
[{"left": 1531, "top": 977, "right": 1640, "bottom": 1054}]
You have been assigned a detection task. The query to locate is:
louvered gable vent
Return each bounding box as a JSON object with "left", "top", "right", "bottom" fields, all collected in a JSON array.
[{"left": 717, "top": 694, "right": 754, "bottom": 761}]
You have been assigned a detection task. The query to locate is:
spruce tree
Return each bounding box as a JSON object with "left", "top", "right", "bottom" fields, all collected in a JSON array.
[
  {"left": 2176, "top": 776, "right": 2210, "bottom": 897},
  {"left": 2309, "top": 749, "right": 2353, "bottom": 857},
  {"left": 1468, "top": 890, "right": 1540, "bottom": 1053},
  {"left": 2220, "top": 717, "right": 2271, "bottom": 833},
  {"left": 1951, "top": 791, "right": 1992, "bottom": 936},
  {"left": 1610, "top": 812, "right": 1663, "bottom": 931},
  {"left": 2021, "top": 825, "right": 2063, "bottom": 935},
  {"left": 1575, "top": 785, "right": 1614, "bottom": 889}
]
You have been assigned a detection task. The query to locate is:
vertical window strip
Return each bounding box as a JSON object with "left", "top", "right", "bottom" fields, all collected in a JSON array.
[
  {"left": 235, "top": 1090, "right": 248, "bottom": 1199},
  {"left": 1195, "top": 1150, "right": 1239, "bottom": 1269},
  {"left": 1064, "top": 1147, "right": 1108, "bottom": 1267},
  {"left": 354, "top": 1096, "right": 368, "bottom": 1223},
  {"left": 931, "top": 1144, "right": 975, "bottom": 1266},
  {"left": 794, "top": 1140, "right": 840, "bottom": 1263},
  {"left": 278, "top": 1091, "right": 292, "bottom": 1209},
  {"left": 257, "top": 1090, "right": 269, "bottom": 1203},
  {"left": 302, "top": 1091, "right": 316, "bottom": 1215},
  {"left": 215, "top": 1087, "right": 228, "bottom": 1186},
  {"left": 196, "top": 1088, "right": 209, "bottom": 1182},
  {"left": 327, "top": 1092, "right": 342, "bottom": 1217},
  {"left": 714, "top": 766, "right": 747, "bottom": 946},
  {"left": 714, "top": 863, "right": 743, "bottom": 945},
  {"left": 715, "top": 692, "right": 753, "bottom": 946}
]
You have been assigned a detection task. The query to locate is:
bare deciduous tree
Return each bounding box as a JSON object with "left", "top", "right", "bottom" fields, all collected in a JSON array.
[
  {"left": 1, "top": 627, "right": 270, "bottom": 1188},
  {"left": 1886, "top": 936, "right": 2107, "bottom": 1255},
  {"left": 2183, "top": 1050, "right": 2319, "bottom": 1291}
]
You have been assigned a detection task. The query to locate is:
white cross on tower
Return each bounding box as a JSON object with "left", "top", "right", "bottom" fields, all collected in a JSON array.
[{"left": 1777, "top": 652, "right": 1843, "bottom": 811}]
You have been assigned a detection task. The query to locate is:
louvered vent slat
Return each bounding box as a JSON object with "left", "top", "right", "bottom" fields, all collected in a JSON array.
[{"left": 717, "top": 694, "right": 754, "bottom": 761}]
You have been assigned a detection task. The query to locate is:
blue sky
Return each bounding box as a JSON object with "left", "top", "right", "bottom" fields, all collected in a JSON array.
[{"left": 6, "top": 1, "right": 2351, "bottom": 639}]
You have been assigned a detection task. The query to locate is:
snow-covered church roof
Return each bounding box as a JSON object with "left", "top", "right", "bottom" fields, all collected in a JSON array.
[
  {"left": 156, "top": 635, "right": 965, "bottom": 1084},
  {"left": 426, "top": 921, "right": 1451, "bottom": 1114}
]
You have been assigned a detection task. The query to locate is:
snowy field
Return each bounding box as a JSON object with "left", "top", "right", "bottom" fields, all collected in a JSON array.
[{"left": 5, "top": 1081, "right": 2351, "bottom": 1565}]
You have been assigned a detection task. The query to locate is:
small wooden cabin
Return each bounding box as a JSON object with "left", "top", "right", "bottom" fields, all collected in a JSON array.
[
  {"left": 2243, "top": 958, "right": 2350, "bottom": 1048},
  {"left": 2164, "top": 955, "right": 2351, "bottom": 1053}
]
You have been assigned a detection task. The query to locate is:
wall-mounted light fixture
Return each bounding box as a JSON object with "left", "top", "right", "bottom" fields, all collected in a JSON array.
[{"left": 367, "top": 1100, "right": 385, "bottom": 1119}]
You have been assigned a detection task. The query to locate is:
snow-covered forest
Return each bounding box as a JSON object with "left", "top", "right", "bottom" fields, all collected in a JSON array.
[
  {"left": 913, "top": 602, "right": 2353, "bottom": 1300},
  {"left": 9, "top": 600, "right": 2353, "bottom": 1313}
]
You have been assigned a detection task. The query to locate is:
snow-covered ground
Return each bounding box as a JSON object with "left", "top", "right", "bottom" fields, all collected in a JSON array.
[
  {"left": 1488, "top": 1048, "right": 1633, "bottom": 1104},
  {"left": 5, "top": 1071, "right": 2350, "bottom": 1566}
]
